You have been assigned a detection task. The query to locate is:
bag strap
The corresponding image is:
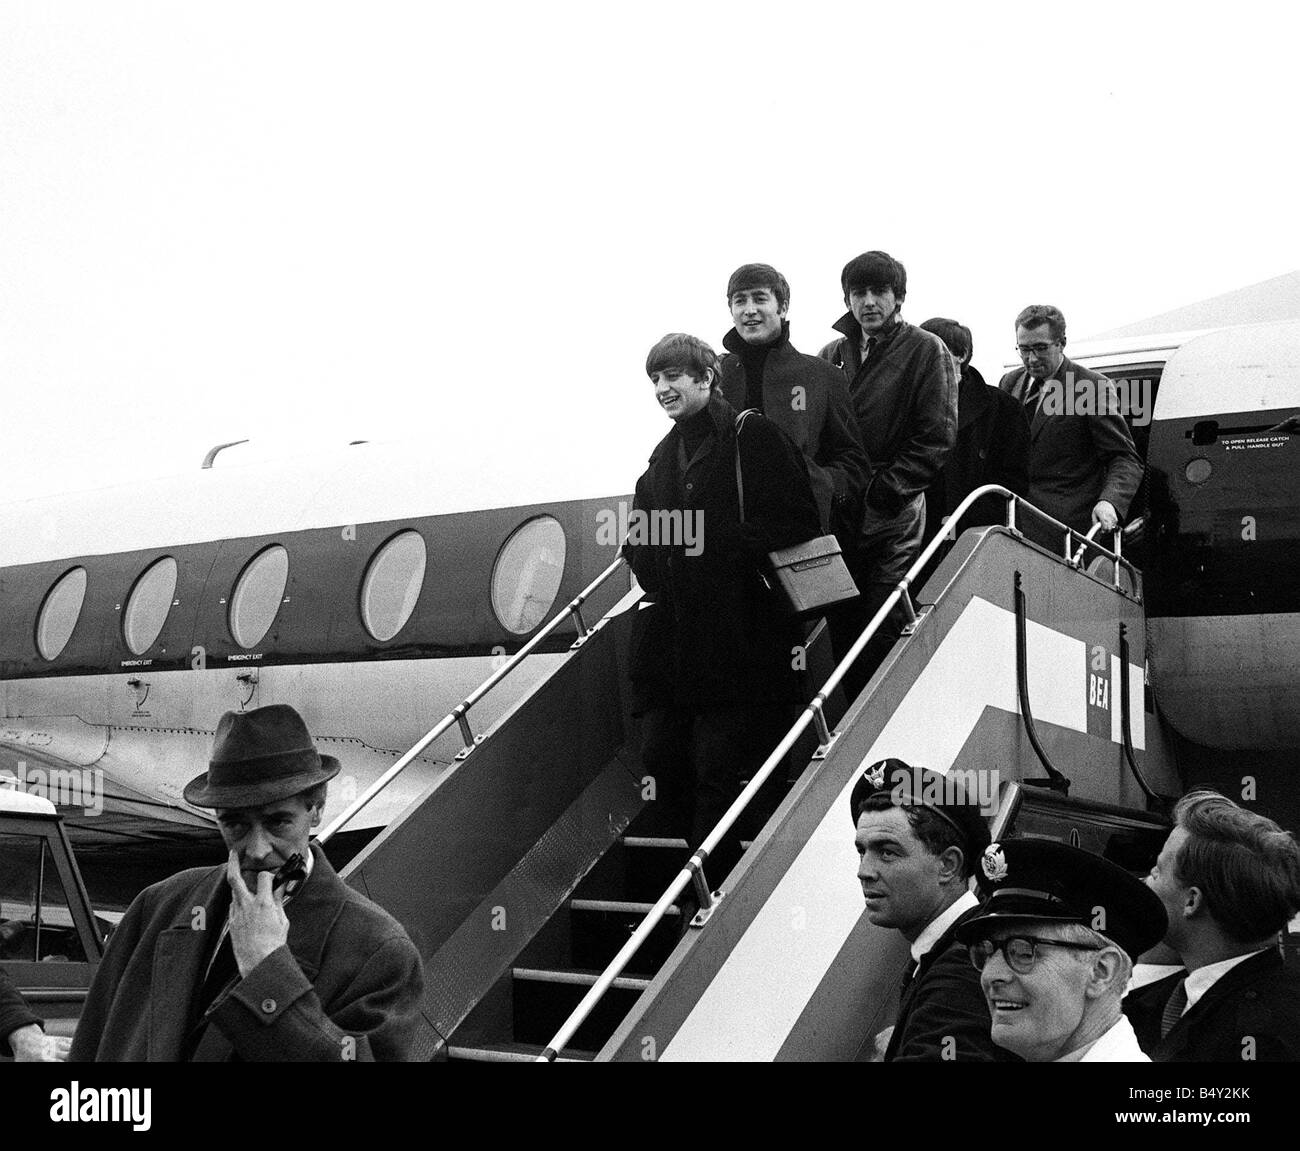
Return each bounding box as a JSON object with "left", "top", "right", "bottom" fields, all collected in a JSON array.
[{"left": 733, "top": 408, "right": 759, "bottom": 524}]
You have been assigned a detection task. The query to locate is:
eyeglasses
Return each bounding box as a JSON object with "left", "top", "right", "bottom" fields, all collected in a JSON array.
[
  {"left": 968, "top": 935, "right": 1104, "bottom": 974},
  {"left": 1016, "top": 342, "right": 1059, "bottom": 357}
]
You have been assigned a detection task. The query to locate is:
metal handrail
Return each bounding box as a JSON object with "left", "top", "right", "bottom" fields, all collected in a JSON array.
[
  {"left": 1014, "top": 571, "right": 1071, "bottom": 793},
  {"left": 318, "top": 553, "right": 627, "bottom": 844},
  {"left": 537, "top": 485, "right": 1139, "bottom": 1060},
  {"left": 1118, "top": 622, "right": 1160, "bottom": 806}
]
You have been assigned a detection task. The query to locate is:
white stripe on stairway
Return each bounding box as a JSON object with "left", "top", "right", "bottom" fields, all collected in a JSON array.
[{"left": 660, "top": 596, "right": 1138, "bottom": 1061}]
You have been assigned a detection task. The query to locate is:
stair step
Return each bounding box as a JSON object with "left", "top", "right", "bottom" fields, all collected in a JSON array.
[
  {"left": 447, "top": 1042, "right": 595, "bottom": 1063},
  {"left": 568, "top": 898, "right": 680, "bottom": 916},
  {"left": 619, "top": 834, "right": 751, "bottom": 852},
  {"left": 621, "top": 836, "right": 689, "bottom": 850},
  {"left": 513, "top": 967, "right": 651, "bottom": 992}
]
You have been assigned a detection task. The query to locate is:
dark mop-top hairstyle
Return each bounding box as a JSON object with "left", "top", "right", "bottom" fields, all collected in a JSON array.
[
  {"left": 725, "top": 263, "right": 790, "bottom": 311},
  {"left": 920, "top": 317, "right": 973, "bottom": 363},
  {"left": 645, "top": 333, "right": 720, "bottom": 385},
  {"left": 841, "top": 250, "right": 907, "bottom": 303}
]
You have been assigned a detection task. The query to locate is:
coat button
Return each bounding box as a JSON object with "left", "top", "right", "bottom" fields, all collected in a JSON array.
[
  {"left": 686, "top": 483, "right": 693, "bottom": 491},
  {"left": 261, "top": 998, "right": 277, "bottom": 1014}
]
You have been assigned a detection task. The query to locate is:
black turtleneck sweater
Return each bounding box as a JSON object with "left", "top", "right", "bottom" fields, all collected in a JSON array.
[
  {"left": 678, "top": 403, "right": 715, "bottom": 462},
  {"left": 738, "top": 338, "right": 776, "bottom": 412}
]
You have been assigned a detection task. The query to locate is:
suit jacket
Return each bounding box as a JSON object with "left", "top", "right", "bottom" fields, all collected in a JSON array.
[
  {"left": 1123, "top": 948, "right": 1300, "bottom": 1062},
  {"left": 719, "top": 324, "right": 869, "bottom": 540},
  {"left": 70, "top": 843, "right": 425, "bottom": 1062},
  {"left": 885, "top": 905, "right": 1019, "bottom": 1062},
  {"left": 998, "top": 355, "right": 1143, "bottom": 534}
]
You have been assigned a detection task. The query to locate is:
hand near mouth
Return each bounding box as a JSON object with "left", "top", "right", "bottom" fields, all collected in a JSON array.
[{"left": 226, "top": 849, "right": 291, "bottom": 976}]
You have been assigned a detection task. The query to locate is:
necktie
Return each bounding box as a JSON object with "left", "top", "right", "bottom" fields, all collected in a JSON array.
[
  {"left": 1160, "top": 978, "right": 1188, "bottom": 1038},
  {"left": 1023, "top": 377, "right": 1043, "bottom": 411},
  {"left": 899, "top": 958, "right": 918, "bottom": 999}
]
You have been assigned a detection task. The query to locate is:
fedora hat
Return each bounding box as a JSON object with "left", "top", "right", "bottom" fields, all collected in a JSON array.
[{"left": 183, "top": 704, "right": 341, "bottom": 809}]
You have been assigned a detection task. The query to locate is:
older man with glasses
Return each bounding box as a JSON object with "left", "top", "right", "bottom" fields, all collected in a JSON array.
[
  {"left": 956, "top": 837, "right": 1167, "bottom": 1062},
  {"left": 998, "top": 304, "right": 1142, "bottom": 538}
]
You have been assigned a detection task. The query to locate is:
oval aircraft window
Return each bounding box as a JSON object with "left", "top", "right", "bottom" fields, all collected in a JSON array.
[
  {"left": 36, "top": 566, "right": 88, "bottom": 661},
  {"left": 123, "top": 556, "right": 179, "bottom": 655},
  {"left": 361, "top": 530, "right": 427, "bottom": 642},
  {"left": 230, "top": 545, "right": 290, "bottom": 649},
  {"left": 491, "top": 516, "right": 567, "bottom": 635}
]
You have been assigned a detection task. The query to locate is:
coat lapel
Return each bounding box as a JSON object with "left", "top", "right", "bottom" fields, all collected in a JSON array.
[
  {"left": 1029, "top": 400, "right": 1051, "bottom": 442},
  {"left": 1028, "top": 364, "right": 1060, "bottom": 442},
  {"left": 1004, "top": 366, "right": 1052, "bottom": 442},
  {"left": 683, "top": 395, "right": 738, "bottom": 511},
  {"left": 281, "top": 843, "right": 341, "bottom": 978},
  {"left": 957, "top": 375, "right": 991, "bottom": 433},
  {"left": 171, "top": 845, "right": 343, "bottom": 1061},
  {"left": 1005, "top": 368, "right": 1031, "bottom": 404},
  {"left": 718, "top": 360, "right": 745, "bottom": 412},
  {"left": 1162, "top": 949, "right": 1280, "bottom": 1057},
  {"left": 885, "top": 910, "right": 970, "bottom": 1060},
  {"left": 150, "top": 869, "right": 228, "bottom": 1060},
  {"left": 1029, "top": 358, "right": 1079, "bottom": 442}
]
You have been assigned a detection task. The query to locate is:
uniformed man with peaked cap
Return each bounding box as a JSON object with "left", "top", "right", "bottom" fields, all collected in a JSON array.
[
  {"left": 956, "top": 837, "right": 1167, "bottom": 1062},
  {"left": 850, "top": 758, "right": 1014, "bottom": 1061}
]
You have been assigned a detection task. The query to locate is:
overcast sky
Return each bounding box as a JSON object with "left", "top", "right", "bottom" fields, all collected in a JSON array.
[{"left": 3, "top": 1, "right": 1298, "bottom": 508}]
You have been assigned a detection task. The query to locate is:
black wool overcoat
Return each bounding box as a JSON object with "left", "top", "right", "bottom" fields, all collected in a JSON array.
[{"left": 625, "top": 392, "right": 821, "bottom": 712}]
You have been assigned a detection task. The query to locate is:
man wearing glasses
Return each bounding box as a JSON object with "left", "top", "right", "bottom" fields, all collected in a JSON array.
[
  {"left": 956, "top": 837, "right": 1167, "bottom": 1062},
  {"left": 998, "top": 304, "right": 1142, "bottom": 537}
]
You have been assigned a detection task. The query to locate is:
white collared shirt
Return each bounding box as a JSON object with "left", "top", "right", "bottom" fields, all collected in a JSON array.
[
  {"left": 1056, "top": 1014, "right": 1150, "bottom": 1062},
  {"left": 910, "top": 889, "right": 979, "bottom": 970},
  {"left": 1181, "top": 948, "right": 1270, "bottom": 1013},
  {"left": 859, "top": 316, "right": 901, "bottom": 364}
]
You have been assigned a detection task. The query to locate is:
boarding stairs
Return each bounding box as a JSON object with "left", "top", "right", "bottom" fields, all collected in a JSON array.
[{"left": 329, "top": 487, "right": 1182, "bottom": 1061}]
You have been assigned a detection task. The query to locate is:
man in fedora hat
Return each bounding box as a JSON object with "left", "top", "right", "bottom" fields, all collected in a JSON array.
[
  {"left": 957, "top": 837, "right": 1167, "bottom": 1062},
  {"left": 71, "top": 704, "right": 425, "bottom": 1062}
]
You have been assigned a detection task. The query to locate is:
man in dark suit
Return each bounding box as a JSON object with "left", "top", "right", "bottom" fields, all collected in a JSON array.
[
  {"left": 71, "top": 705, "right": 425, "bottom": 1061},
  {"left": 1125, "top": 789, "right": 1300, "bottom": 1062},
  {"left": 998, "top": 304, "right": 1142, "bottom": 538},
  {"left": 850, "top": 758, "right": 1014, "bottom": 1061}
]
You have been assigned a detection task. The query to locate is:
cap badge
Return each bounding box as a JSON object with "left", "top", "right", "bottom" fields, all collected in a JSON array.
[
  {"left": 982, "top": 843, "right": 1008, "bottom": 882},
  {"left": 862, "top": 761, "right": 886, "bottom": 790}
]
